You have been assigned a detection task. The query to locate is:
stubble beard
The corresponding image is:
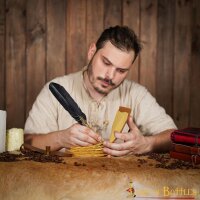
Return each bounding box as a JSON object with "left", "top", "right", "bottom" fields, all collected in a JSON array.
[{"left": 87, "top": 60, "right": 116, "bottom": 95}]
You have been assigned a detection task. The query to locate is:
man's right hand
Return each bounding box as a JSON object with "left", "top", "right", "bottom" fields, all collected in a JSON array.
[
  {"left": 58, "top": 123, "right": 102, "bottom": 148},
  {"left": 24, "top": 123, "right": 102, "bottom": 151}
]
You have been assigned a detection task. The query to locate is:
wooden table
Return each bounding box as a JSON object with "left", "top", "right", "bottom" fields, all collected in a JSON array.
[{"left": 0, "top": 154, "right": 199, "bottom": 200}]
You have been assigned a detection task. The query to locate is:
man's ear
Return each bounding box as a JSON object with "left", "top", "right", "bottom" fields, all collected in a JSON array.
[{"left": 88, "top": 43, "right": 97, "bottom": 60}]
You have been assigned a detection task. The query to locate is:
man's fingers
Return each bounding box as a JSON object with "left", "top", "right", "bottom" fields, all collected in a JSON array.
[
  {"left": 79, "top": 126, "right": 102, "bottom": 142},
  {"left": 87, "top": 129, "right": 102, "bottom": 142},
  {"left": 103, "top": 147, "right": 129, "bottom": 157},
  {"left": 76, "top": 131, "right": 99, "bottom": 145},
  {"left": 72, "top": 138, "right": 92, "bottom": 147},
  {"left": 127, "top": 116, "right": 138, "bottom": 132},
  {"left": 73, "top": 124, "right": 101, "bottom": 144},
  {"left": 103, "top": 140, "right": 132, "bottom": 151},
  {"left": 114, "top": 132, "right": 135, "bottom": 141}
]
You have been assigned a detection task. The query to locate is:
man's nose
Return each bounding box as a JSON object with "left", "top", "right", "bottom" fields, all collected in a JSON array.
[{"left": 106, "top": 67, "right": 115, "bottom": 80}]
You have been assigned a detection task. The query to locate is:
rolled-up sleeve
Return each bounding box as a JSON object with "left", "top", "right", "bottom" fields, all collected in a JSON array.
[
  {"left": 24, "top": 83, "right": 58, "bottom": 134},
  {"left": 133, "top": 86, "right": 177, "bottom": 135}
]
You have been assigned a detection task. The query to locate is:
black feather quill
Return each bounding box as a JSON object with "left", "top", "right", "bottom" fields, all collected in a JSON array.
[{"left": 49, "top": 82, "right": 88, "bottom": 126}]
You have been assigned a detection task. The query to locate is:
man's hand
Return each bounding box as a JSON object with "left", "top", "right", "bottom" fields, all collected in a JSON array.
[
  {"left": 59, "top": 123, "right": 102, "bottom": 148},
  {"left": 24, "top": 123, "right": 102, "bottom": 151},
  {"left": 103, "top": 116, "right": 151, "bottom": 156},
  {"left": 103, "top": 116, "right": 174, "bottom": 156}
]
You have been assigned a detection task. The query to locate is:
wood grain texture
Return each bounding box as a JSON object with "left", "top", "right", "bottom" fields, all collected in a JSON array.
[
  {"left": 66, "top": 0, "right": 87, "bottom": 73},
  {"left": 104, "top": 0, "right": 122, "bottom": 28},
  {"left": 140, "top": 0, "right": 157, "bottom": 96},
  {"left": 1, "top": 0, "right": 200, "bottom": 129},
  {"left": 122, "top": 0, "right": 140, "bottom": 82},
  {"left": 0, "top": 0, "right": 5, "bottom": 110},
  {"left": 173, "top": 0, "right": 192, "bottom": 128},
  {"left": 26, "top": 0, "right": 46, "bottom": 117},
  {"left": 6, "top": 0, "right": 26, "bottom": 128},
  {"left": 46, "top": 0, "right": 66, "bottom": 81},
  {"left": 86, "top": 0, "right": 104, "bottom": 54},
  {"left": 156, "top": 0, "right": 175, "bottom": 116},
  {"left": 190, "top": 0, "right": 200, "bottom": 127}
]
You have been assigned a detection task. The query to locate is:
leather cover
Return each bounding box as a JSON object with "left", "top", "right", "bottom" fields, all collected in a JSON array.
[
  {"left": 170, "top": 151, "right": 200, "bottom": 164},
  {"left": 171, "top": 127, "right": 200, "bottom": 145},
  {"left": 172, "top": 143, "right": 200, "bottom": 155}
]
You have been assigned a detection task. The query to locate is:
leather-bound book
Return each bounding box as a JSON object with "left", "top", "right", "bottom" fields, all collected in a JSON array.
[
  {"left": 171, "top": 127, "right": 200, "bottom": 145},
  {"left": 170, "top": 151, "right": 200, "bottom": 164},
  {"left": 172, "top": 143, "right": 200, "bottom": 155}
]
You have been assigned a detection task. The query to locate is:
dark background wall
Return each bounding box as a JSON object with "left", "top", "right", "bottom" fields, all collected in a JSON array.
[{"left": 0, "top": 0, "right": 199, "bottom": 129}]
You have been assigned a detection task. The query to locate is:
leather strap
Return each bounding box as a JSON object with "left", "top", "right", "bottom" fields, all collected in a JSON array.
[{"left": 20, "top": 143, "right": 72, "bottom": 157}]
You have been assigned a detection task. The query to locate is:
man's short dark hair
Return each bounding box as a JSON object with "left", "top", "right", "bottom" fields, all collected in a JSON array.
[{"left": 96, "top": 25, "right": 142, "bottom": 62}]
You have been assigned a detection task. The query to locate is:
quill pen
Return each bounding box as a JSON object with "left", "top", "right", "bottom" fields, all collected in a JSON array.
[{"left": 49, "top": 82, "right": 89, "bottom": 127}]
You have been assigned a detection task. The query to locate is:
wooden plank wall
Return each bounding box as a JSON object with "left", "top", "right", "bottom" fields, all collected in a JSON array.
[
  {"left": 0, "top": 0, "right": 199, "bottom": 129},
  {"left": 0, "top": 0, "right": 5, "bottom": 110}
]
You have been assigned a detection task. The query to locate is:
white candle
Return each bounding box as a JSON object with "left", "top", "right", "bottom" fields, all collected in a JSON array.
[
  {"left": 6, "top": 128, "right": 24, "bottom": 151},
  {"left": 0, "top": 110, "right": 6, "bottom": 153}
]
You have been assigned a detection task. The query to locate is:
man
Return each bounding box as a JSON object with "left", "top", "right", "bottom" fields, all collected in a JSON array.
[{"left": 25, "top": 26, "right": 177, "bottom": 156}]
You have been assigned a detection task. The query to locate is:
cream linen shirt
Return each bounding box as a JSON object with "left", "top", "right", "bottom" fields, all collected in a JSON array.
[{"left": 24, "top": 69, "right": 177, "bottom": 140}]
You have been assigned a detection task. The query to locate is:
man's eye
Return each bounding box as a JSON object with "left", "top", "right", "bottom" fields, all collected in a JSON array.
[
  {"left": 117, "top": 69, "right": 126, "bottom": 73},
  {"left": 103, "top": 60, "right": 110, "bottom": 65}
]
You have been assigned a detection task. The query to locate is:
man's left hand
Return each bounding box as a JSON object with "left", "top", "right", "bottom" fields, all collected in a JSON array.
[{"left": 103, "top": 116, "right": 152, "bottom": 156}]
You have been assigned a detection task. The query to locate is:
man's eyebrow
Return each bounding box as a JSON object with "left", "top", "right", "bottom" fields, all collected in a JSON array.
[
  {"left": 102, "top": 55, "right": 129, "bottom": 71},
  {"left": 117, "top": 68, "right": 129, "bottom": 71},
  {"left": 102, "top": 56, "right": 112, "bottom": 64}
]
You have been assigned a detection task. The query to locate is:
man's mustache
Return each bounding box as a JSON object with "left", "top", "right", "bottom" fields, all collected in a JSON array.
[{"left": 97, "top": 77, "right": 115, "bottom": 86}]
